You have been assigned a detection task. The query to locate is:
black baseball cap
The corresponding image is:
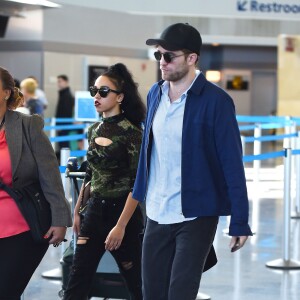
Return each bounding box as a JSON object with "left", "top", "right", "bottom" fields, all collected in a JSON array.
[{"left": 146, "top": 23, "right": 202, "bottom": 55}]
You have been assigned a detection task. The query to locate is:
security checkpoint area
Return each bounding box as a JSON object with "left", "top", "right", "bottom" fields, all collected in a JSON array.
[{"left": 17, "top": 114, "right": 300, "bottom": 300}]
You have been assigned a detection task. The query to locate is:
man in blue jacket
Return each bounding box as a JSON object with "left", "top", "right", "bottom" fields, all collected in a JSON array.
[{"left": 132, "top": 23, "right": 252, "bottom": 300}]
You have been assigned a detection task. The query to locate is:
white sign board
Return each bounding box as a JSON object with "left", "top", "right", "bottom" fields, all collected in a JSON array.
[{"left": 74, "top": 91, "right": 99, "bottom": 122}]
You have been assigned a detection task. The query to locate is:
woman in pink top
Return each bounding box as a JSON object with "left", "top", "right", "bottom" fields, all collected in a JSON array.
[{"left": 0, "top": 66, "right": 72, "bottom": 299}]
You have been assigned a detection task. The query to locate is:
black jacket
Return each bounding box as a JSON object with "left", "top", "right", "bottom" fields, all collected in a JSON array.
[{"left": 55, "top": 87, "right": 74, "bottom": 118}]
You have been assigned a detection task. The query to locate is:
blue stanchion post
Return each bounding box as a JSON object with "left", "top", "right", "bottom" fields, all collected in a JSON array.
[
  {"left": 288, "top": 120, "right": 297, "bottom": 202},
  {"left": 266, "top": 148, "right": 300, "bottom": 270},
  {"left": 292, "top": 132, "right": 300, "bottom": 219},
  {"left": 41, "top": 148, "right": 71, "bottom": 281},
  {"left": 65, "top": 171, "right": 85, "bottom": 251},
  {"left": 83, "top": 125, "right": 89, "bottom": 160},
  {"left": 241, "top": 135, "right": 246, "bottom": 156},
  {"left": 196, "top": 292, "right": 211, "bottom": 300},
  {"left": 284, "top": 116, "right": 293, "bottom": 149},
  {"left": 60, "top": 148, "right": 71, "bottom": 201},
  {"left": 50, "top": 117, "right": 56, "bottom": 150},
  {"left": 253, "top": 124, "right": 262, "bottom": 183}
]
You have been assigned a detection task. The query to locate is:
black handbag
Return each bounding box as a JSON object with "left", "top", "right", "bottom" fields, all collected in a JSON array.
[{"left": 0, "top": 180, "right": 52, "bottom": 243}]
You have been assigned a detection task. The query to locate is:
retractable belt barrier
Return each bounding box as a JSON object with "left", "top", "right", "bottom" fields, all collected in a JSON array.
[{"left": 236, "top": 115, "right": 300, "bottom": 270}]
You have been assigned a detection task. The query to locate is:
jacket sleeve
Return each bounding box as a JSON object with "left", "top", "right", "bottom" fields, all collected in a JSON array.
[
  {"left": 132, "top": 85, "right": 155, "bottom": 202},
  {"left": 214, "top": 94, "right": 252, "bottom": 236},
  {"left": 28, "top": 115, "right": 72, "bottom": 227}
]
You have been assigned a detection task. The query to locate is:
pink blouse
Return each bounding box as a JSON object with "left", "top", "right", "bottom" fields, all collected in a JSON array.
[{"left": 0, "top": 130, "right": 30, "bottom": 238}]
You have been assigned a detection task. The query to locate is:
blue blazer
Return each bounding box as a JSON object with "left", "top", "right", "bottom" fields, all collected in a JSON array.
[{"left": 132, "top": 73, "right": 252, "bottom": 236}]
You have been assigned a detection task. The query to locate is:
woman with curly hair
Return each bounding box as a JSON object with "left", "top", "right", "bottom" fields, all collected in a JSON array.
[{"left": 64, "top": 63, "right": 146, "bottom": 300}]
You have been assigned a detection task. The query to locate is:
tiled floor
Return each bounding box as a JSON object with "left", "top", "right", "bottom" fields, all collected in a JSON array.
[{"left": 23, "top": 146, "right": 300, "bottom": 299}]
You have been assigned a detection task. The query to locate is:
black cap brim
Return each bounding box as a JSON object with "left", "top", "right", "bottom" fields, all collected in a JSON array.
[{"left": 146, "top": 38, "right": 182, "bottom": 51}]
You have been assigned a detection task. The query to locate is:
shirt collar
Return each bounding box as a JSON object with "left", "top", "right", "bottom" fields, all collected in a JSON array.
[{"left": 161, "top": 70, "right": 201, "bottom": 103}]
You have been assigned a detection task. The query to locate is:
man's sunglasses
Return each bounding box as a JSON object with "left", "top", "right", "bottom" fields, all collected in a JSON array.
[
  {"left": 89, "top": 86, "right": 121, "bottom": 98},
  {"left": 153, "top": 51, "right": 187, "bottom": 63}
]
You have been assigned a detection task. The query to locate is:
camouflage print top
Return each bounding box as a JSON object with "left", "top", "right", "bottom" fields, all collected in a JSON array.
[{"left": 85, "top": 113, "right": 142, "bottom": 199}]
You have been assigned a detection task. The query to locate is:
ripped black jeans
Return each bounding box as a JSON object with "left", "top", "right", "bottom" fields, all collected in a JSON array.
[{"left": 63, "top": 195, "right": 144, "bottom": 300}]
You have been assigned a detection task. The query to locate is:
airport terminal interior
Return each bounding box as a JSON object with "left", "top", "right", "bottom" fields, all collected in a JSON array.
[{"left": 1, "top": 0, "right": 300, "bottom": 299}]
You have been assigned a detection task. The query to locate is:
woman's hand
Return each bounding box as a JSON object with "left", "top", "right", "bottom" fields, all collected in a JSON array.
[
  {"left": 105, "top": 225, "right": 125, "bottom": 251},
  {"left": 104, "top": 193, "right": 139, "bottom": 251},
  {"left": 44, "top": 226, "right": 67, "bottom": 245},
  {"left": 73, "top": 212, "right": 81, "bottom": 235}
]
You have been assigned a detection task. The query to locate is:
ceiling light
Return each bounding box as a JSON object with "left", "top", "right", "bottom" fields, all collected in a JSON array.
[
  {"left": 206, "top": 70, "right": 221, "bottom": 83},
  {"left": 5, "top": 0, "right": 60, "bottom": 8}
]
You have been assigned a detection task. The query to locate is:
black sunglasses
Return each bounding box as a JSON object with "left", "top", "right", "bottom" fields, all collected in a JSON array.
[
  {"left": 89, "top": 86, "right": 121, "bottom": 98},
  {"left": 153, "top": 51, "right": 187, "bottom": 63}
]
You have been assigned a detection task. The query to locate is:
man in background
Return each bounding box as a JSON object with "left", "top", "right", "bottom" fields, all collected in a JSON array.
[{"left": 55, "top": 75, "right": 75, "bottom": 157}]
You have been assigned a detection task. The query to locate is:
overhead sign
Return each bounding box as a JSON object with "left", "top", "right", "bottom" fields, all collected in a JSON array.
[
  {"left": 55, "top": 0, "right": 300, "bottom": 21},
  {"left": 236, "top": 0, "right": 300, "bottom": 18}
]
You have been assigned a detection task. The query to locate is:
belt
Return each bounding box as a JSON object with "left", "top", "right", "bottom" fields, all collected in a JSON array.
[{"left": 91, "top": 192, "right": 128, "bottom": 203}]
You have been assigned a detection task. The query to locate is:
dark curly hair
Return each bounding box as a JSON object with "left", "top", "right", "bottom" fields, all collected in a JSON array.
[
  {"left": 0, "top": 66, "right": 24, "bottom": 110},
  {"left": 102, "top": 63, "right": 146, "bottom": 128}
]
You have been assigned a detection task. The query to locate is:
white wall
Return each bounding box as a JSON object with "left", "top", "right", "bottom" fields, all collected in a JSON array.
[
  {"left": 43, "top": 52, "right": 157, "bottom": 118},
  {"left": 0, "top": 51, "right": 43, "bottom": 84},
  {"left": 43, "top": 4, "right": 157, "bottom": 51},
  {"left": 251, "top": 70, "right": 277, "bottom": 115}
]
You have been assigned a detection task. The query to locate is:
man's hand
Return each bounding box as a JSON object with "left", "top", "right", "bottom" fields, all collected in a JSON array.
[{"left": 229, "top": 236, "right": 248, "bottom": 252}]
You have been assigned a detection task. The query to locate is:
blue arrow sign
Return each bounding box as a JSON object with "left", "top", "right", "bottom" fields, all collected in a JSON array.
[{"left": 237, "top": 0, "right": 248, "bottom": 11}]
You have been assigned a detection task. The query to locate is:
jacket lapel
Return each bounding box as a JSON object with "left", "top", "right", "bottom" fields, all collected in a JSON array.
[{"left": 5, "top": 110, "right": 22, "bottom": 177}]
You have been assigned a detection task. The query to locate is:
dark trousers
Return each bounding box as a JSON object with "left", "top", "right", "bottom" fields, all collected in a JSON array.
[
  {"left": 63, "top": 196, "right": 144, "bottom": 300},
  {"left": 142, "top": 217, "right": 219, "bottom": 300},
  {"left": 0, "top": 231, "right": 49, "bottom": 300}
]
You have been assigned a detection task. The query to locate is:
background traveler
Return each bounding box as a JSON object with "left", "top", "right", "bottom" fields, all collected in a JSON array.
[
  {"left": 55, "top": 74, "right": 75, "bottom": 156},
  {"left": 28, "top": 75, "right": 48, "bottom": 110},
  {"left": 20, "top": 77, "right": 44, "bottom": 116}
]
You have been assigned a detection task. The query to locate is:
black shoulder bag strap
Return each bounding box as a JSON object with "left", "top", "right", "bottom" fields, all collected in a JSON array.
[
  {"left": 0, "top": 180, "right": 20, "bottom": 203},
  {"left": 0, "top": 122, "right": 33, "bottom": 204}
]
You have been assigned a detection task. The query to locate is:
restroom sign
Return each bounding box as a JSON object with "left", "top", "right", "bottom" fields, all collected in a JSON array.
[
  {"left": 237, "top": 0, "right": 300, "bottom": 15},
  {"left": 68, "top": 0, "right": 300, "bottom": 21}
]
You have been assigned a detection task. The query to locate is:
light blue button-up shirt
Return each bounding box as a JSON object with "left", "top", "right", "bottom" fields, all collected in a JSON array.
[{"left": 146, "top": 71, "right": 200, "bottom": 224}]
